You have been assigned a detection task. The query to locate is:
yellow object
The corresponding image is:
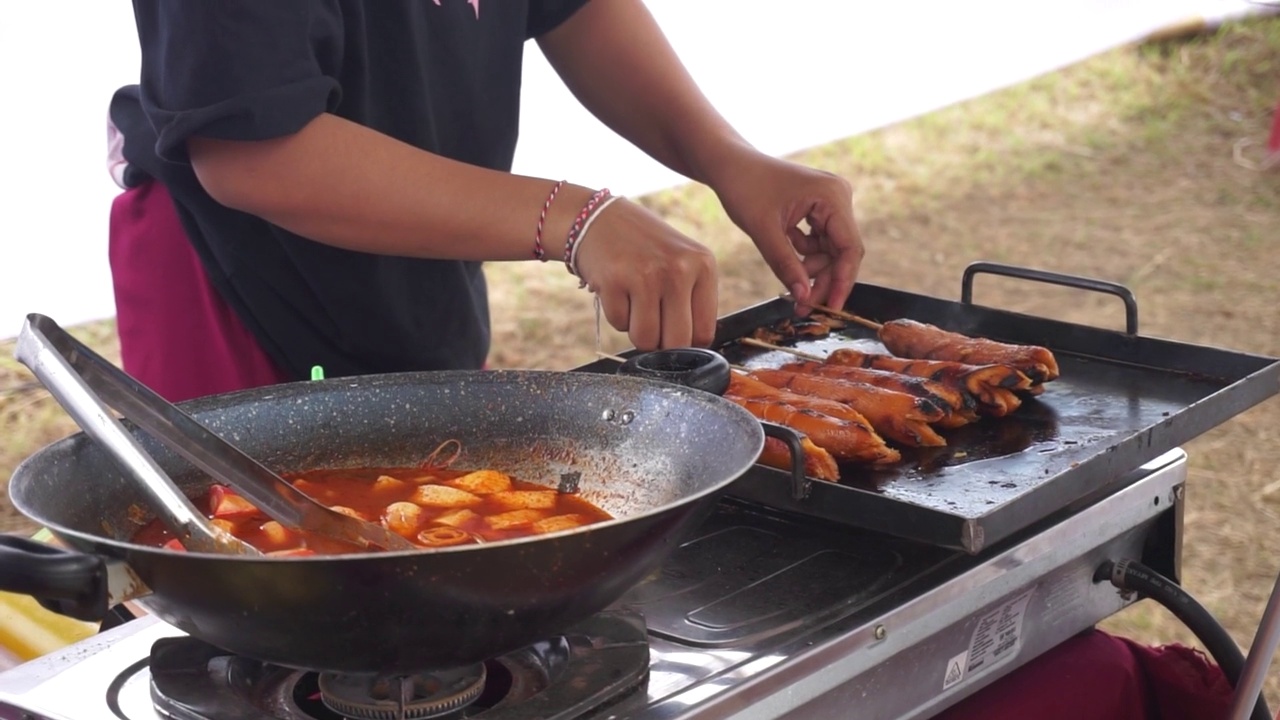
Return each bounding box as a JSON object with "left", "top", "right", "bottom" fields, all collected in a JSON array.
[{"left": 0, "top": 529, "right": 99, "bottom": 661}]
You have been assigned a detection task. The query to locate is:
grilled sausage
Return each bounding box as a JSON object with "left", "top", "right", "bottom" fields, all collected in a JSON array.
[
  {"left": 825, "top": 348, "right": 1032, "bottom": 390},
  {"left": 728, "top": 373, "right": 875, "bottom": 425},
  {"left": 778, "top": 361, "right": 978, "bottom": 427},
  {"left": 758, "top": 435, "right": 841, "bottom": 482},
  {"left": 725, "top": 393, "right": 900, "bottom": 465},
  {"left": 877, "top": 319, "right": 1060, "bottom": 384},
  {"left": 748, "top": 368, "right": 947, "bottom": 447},
  {"left": 825, "top": 348, "right": 1030, "bottom": 417}
]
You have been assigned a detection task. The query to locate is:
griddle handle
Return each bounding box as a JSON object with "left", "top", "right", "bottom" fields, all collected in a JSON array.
[
  {"left": 760, "top": 422, "right": 811, "bottom": 500},
  {"left": 961, "top": 261, "right": 1140, "bottom": 335}
]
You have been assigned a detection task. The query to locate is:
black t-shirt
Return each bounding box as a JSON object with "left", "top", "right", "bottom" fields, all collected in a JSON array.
[{"left": 111, "top": 0, "right": 590, "bottom": 380}]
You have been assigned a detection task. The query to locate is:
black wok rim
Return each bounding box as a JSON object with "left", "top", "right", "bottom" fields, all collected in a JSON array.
[{"left": 9, "top": 369, "right": 765, "bottom": 562}]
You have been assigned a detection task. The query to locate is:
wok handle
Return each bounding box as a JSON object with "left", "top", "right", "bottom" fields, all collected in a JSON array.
[
  {"left": 960, "top": 261, "right": 1140, "bottom": 335},
  {"left": 760, "top": 422, "right": 811, "bottom": 500},
  {"left": 0, "top": 536, "right": 108, "bottom": 622}
]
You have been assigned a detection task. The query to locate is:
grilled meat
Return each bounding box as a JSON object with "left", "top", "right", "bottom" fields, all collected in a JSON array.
[
  {"left": 749, "top": 317, "right": 841, "bottom": 344},
  {"left": 825, "top": 348, "right": 1032, "bottom": 391},
  {"left": 750, "top": 326, "right": 790, "bottom": 345},
  {"left": 778, "top": 361, "right": 979, "bottom": 427},
  {"left": 758, "top": 435, "right": 841, "bottom": 481},
  {"left": 726, "top": 375, "right": 899, "bottom": 465},
  {"left": 825, "top": 348, "right": 1031, "bottom": 417},
  {"left": 877, "top": 319, "right": 1060, "bottom": 384},
  {"left": 727, "top": 395, "right": 900, "bottom": 465},
  {"left": 748, "top": 368, "right": 947, "bottom": 447},
  {"left": 730, "top": 373, "right": 873, "bottom": 423}
]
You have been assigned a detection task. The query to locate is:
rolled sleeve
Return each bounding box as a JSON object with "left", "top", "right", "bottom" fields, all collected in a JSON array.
[
  {"left": 526, "top": 0, "right": 592, "bottom": 38},
  {"left": 133, "top": 0, "right": 344, "bottom": 163}
]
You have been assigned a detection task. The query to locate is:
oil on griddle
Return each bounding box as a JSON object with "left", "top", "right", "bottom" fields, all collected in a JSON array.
[{"left": 719, "top": 312, "right": 1229, "bottom": 515}]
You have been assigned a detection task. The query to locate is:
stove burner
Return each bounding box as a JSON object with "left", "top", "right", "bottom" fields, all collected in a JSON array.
[
  {"left": 142, "top": 610, "right": 650, "bottom": 720},
  {"left": 317, "top": 665, "right": 486, "bottom": 720}
]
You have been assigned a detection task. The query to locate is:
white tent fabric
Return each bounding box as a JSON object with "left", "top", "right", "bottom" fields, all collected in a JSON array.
[{"left": 0, "top": 0, "right": 1270, "bottom": 337}]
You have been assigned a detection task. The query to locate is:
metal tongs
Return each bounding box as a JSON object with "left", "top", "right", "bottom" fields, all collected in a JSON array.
[{"left": 14, "top": 314, "right": 414, "bottom": 555}]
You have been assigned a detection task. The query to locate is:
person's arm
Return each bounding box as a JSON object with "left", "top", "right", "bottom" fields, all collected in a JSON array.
[
  {"left": 189, "top": 114, "right": 717, "bottom": 349},
  {"left": 191, "top": 116, "right": 716, "bottom": 349},
  {"left": 145, "top": 0, "right": 714, "bottom": 350},
  {"left": 189, "top": 115, "right": 595, "bottom": 263},
  {"left": 536, "top": 0, "right": 750, "bottom": 190},
  {"left": 537, "top": 0, "right": 864, "bottom": 311}
]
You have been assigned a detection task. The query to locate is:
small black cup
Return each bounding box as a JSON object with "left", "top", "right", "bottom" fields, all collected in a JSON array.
[{"left": 616, "top": 348, "right": 732, "bottom": 396}]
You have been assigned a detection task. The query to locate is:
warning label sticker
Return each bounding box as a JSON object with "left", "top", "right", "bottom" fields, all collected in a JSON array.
[
  {"left": 966, "top": 589, "right": 1034, "bottom": 676},
  {"left": 942, "top": 650, "right": 969, "bottom": 690},
  {"left": 942, "top": 588, "right": 1034, "bottom": 690}
]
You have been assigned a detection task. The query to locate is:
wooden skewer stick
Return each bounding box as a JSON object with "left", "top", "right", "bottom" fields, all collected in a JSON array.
[
  {"left": 738, "top": 337, "right": 826, "bottom": 362},
  {"left": 778, "top": 293, "right": 883, "bottom": 332},
  {"left": 815, "top": 305, "right": 882, "bottom": 332}
]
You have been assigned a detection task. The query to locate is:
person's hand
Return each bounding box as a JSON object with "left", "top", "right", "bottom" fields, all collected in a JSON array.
[
  {"left": 571, "top": 198, "right": 719, "bottom": 351},
  {"left": 710, "top": 152, "right": 864, "bottom": 315}
]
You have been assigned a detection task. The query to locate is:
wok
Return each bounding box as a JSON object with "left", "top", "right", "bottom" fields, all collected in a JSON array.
[{"left": 0, "top": 368, "right": 791, "bottom": 674}]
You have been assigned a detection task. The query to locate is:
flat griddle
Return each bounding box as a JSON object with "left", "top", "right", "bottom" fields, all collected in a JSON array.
[{"left": 574, "top": 262, "right": 1280, "bottom": 554}]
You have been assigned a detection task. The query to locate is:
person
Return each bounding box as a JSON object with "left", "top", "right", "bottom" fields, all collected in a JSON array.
[
  {"left": 106, "top": 0, "right": 864, "bottom": 403},
  {"left": 100, "top": 5, "right": 1247, "bottom": 717}
]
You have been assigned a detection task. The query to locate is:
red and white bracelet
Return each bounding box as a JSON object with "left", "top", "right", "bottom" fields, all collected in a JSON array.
[
  {"left": 532, "top": 180, "right": 566, "bottom": 261},
  {"left": 563, "top": 189, "right": 615, "bottom": 285},
  {"left": 568, "top": 196, "right": 620, "bottom": 287}
]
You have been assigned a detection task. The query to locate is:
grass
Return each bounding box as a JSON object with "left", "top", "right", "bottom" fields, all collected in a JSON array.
[
  {"left": 0, "top": 322, "right": 120, "bottom": 490},
  {"left": 3, "top": 12, "right": 1280, "bottom": 705}
]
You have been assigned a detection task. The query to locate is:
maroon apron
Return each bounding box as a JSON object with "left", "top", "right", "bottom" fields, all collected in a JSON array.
[
  {"left": 108, "top": 179, "right": 291, "bottom": 403},
  {"left": 936, "top": 629, "right": 1234, "bottom": 720}
]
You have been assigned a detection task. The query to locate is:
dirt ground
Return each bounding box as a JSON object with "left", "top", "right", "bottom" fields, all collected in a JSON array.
[{"left": 1, "top": 12, "right": 1278, "bottom": 708}]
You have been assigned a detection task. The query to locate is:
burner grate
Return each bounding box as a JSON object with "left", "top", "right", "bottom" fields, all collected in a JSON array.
[
  {"left": 146, "top": 610, "right": 649, "bottom": 720},
  {"left": 318, "top": 665, "right": 486, "bottom": 720}
]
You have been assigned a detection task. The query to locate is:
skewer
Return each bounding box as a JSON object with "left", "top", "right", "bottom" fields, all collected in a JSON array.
[
  {"left": 820, "top": 307, "right": 882, "bottom": 332},
  {"left": 779, "top": 293, "right": 883, "bottom": 331},
  {"left": 739, "top": 337, "right": 827, "bottom": 362}
]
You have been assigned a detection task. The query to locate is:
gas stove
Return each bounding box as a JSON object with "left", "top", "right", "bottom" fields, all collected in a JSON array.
[{"left": 0, "top": 448, "right": 1185, "bottom": 720}]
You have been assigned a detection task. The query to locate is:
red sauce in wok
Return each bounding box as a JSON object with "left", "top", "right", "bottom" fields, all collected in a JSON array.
[{"left": 131, "top": 465, "right": 613, "bottom": 556}]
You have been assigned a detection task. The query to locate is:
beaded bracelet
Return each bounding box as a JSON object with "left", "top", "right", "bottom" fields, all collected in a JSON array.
[
  {"left": 568, "top": 196, "right": 621, "bottom": 288},
  {"left": 563, "top": 188, "right": 612, "bottom": 278},
  {"left": 532, "top": 180, "right": 566, "bottom": 261}
]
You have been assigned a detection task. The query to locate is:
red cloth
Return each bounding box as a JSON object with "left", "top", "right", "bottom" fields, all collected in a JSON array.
[
  {"left": 936, "top": 629, "right": 1235, "bottom": 720},
  {"left": 109, "top": 180, "right": 292, "bottom": 403},
  {"left": 1269, "top": 100, "right": 1280, "bottom": 154}
]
